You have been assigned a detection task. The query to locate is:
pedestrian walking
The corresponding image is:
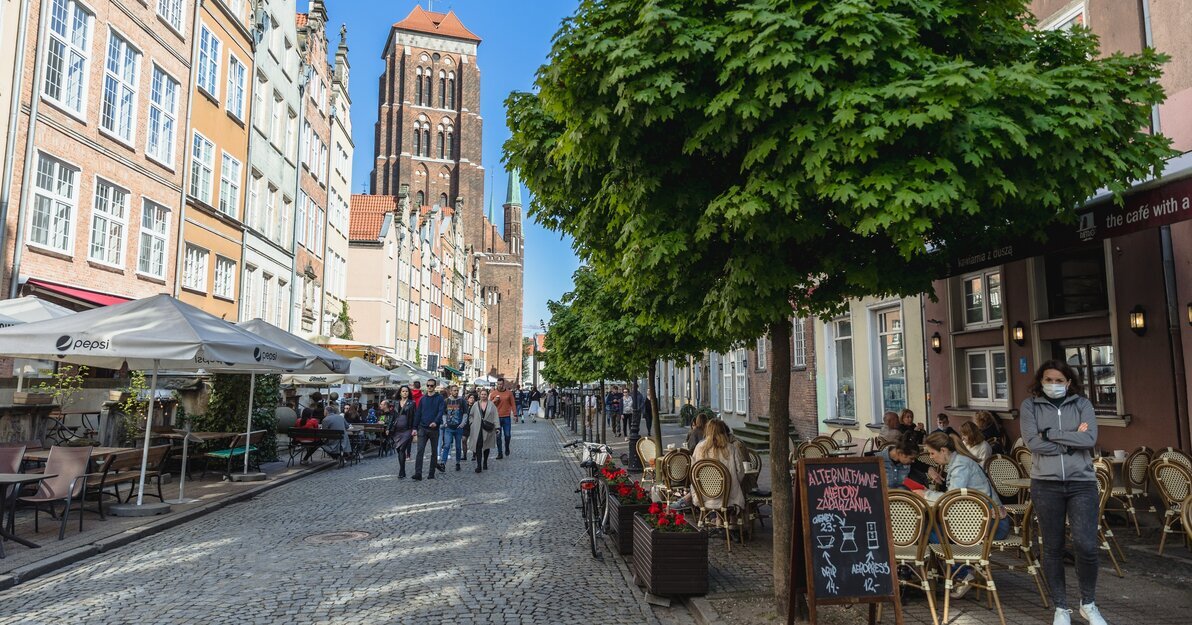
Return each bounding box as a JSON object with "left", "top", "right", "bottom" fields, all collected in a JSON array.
[
  {"left": 469, "top": 388, "right": 499, "bottom": 472},
  {"left": 1020, "top": 360, "right": 1109, "bottom": 625},
  {"left": 636, "top": 386, "right": 650, "bottom": 434},
  {"left": 528, "top": 386, "right": 542, "bottom": 422},
  {"left": 387, "top": 391, "right": 416, "bottom": 478},
  {"left": 490, "top": 380, "right": 515, "bottom": 458},
  {"left": 545, "top": 388, "right": 558, "bottom": 419},
  {"left": 584, "top": 392, "right": 596, "bottom": 435},
  {"left": 412, "top": 378, "right": 446, "bottom": 480},
  {"left": 439, "top": 385, "right": 466, "bottom": 472},
  {"left": 621, "top": 387, "right": 634, "bottom": 439},
  {"left": 606, "top": 387, "right": 621, "bottom": 435},
  {"left": 461, "top": 391, "right": 477, "bottom": 461}
]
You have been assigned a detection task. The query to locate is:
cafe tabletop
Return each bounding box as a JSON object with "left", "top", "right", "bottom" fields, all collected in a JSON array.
[
  {"left": 834, "top": 442, "right": 859, "bottom": 448},
  {"left": 827, "top": 450, "right": 853, "bottom": 457},
  {"left": 0, "top": 473, "right": 58, "bottom": 486},
  {"left": 158, "top": 431, "right": 237, "bottom": 443},
  {"left": 23, "top": 447, "right": 134, "bottom": 462}
]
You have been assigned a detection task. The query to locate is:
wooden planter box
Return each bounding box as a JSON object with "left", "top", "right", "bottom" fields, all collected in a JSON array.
[
  {"left": 607, "top": 493, "right": 650, "bottom": 555},
  {"left": 13, "top": 392, "right": 53, "bottom": 405},
  {"left": 632, "top": 513, "right": 708, "bottom": 596}
]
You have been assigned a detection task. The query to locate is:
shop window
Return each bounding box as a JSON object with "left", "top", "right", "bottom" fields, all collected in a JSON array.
[
  {"left": 875, "top": 307, "right": 906, "bottom": 415},
  {"left": 832, "top": 318, "right": 855, "bottom": 421},
  {"left": 966, "top": 348, "right": 1008, "bottom": 406},
  {"left": 962, "top": 270, "right": 1002, "bottom": 327},
  {"left": 1056, "top": 339, "right": 1116, "bottom": 414},
  {"left": 1045, "top": 247, "right": 1107, "bottom": 317}
]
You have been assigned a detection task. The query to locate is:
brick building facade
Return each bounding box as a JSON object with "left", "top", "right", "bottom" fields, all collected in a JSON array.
[
  {"left": 367, "top": 6, "right": 523, "bottom": 381},
  {"left": 745, "top": 318, "right": 820, "bottom": 439}
]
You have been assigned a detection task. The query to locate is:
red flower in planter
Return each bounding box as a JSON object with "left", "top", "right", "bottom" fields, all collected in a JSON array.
[
  {"left": 656, "top": 514, "right": 671, "bottom": 527},
  {"left": 649, "top": 503, "right": 662, "bottom": 515}
]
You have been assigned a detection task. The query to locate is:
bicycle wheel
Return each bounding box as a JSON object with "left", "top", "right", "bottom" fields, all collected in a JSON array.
[
  {"left": 596, "top": 479, "right": 610, "bottom": 532},
  {"left": 587, "top": 491, "right": 601, "bottom": 558}
]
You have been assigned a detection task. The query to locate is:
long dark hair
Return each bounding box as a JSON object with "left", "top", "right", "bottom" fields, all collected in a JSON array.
[
  {"left": 397, "top": 385, "right": 412, "bottom": 401},
  {"left": 1028, "top": 359, "right": 1085, "bottom": 398}
]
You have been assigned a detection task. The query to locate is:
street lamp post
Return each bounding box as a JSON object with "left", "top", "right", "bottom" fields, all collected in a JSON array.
[{"left": 627, "top": 377, "right": 643, "bottom": 473}]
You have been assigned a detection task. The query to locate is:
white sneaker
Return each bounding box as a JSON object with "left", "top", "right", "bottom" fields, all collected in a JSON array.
[
  {"left": 949, "top": 571, "right": 975, "bottom": 599},
  {"left": 1080, "top": 603, "right": 1109, "bottom": 625},
  {"left": 1054, "top": 608, "right": 1072, "bottom": 625}
]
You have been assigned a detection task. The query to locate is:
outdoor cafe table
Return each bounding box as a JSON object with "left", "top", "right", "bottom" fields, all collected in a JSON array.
[
  {"left": 827, "top": 449, "right": 853, "bottom": 457},
  {"left": 0, "top": 473, "right": 56, "bottom": 558},
  {"left": 157, "top": 431, "right": 237, "bottom": 444},
  {"left": 23, "top": 447, "right": 133, "bottom": 464}
]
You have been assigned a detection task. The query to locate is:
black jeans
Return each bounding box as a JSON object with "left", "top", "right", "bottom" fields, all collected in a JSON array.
[
  {"left": 414, "top": 426, "right": 440, "bottom": 477},
  {"left": 1032, "top": 478, "right": 1100, "bottom": 609}
]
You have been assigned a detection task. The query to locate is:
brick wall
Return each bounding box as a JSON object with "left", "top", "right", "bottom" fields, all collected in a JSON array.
[{"left": 746, "top": 318, "right": 820, "bottom": 439}]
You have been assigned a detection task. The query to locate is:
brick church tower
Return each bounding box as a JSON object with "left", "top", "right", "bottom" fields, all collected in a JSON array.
[{"left": 369, "top": 5, "right": 524, "bottom": 381}]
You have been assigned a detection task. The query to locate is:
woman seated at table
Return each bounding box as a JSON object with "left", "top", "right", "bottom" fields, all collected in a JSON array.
[
  {"left": 959, "top": 421, "right": 992, "bottom": 465},
  {"left": 669, "top": 420, "right": 746, "bottom": 513},
  {"left": 973, "top": 410, "right": 1005, "bottom": 454},
  {"left": 918, "top": 432, "right": 1010, "bottom": 598},
  {"left": 686, "top": 412, "right": 710, "bottom": 451},
  {"left": 878, "top": 435, "right": 923, "bottom": 489}
]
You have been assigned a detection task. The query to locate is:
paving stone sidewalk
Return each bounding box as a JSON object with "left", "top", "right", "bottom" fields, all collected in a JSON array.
[{"left": 0, "top": 420, "right": 665, "bottom": 625}]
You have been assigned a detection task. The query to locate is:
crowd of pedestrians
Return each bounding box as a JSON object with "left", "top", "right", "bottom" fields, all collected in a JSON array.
[{"left": 290, "top": 379, "right": 550, "bottom": 479}]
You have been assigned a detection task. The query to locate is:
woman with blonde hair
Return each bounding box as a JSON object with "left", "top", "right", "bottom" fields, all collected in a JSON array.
[{"left": 688, "top": 420, "right": 746, "bottom": 511}]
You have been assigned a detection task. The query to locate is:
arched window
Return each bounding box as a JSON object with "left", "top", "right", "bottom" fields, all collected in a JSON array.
[
  {"left": 423, "top": 75, "right": 432, "bottom": 106},
  {"left": 422, "top": 128, "right": 431, "bottom": 156},
  {"left": 437, "top": 131, "right": 445, "bottom": 159},
  {"left": 416, "top": 191, "right": 425, "bottom": 207},
  {"left": 439, "top": 71, "right": 446, "bottom": 108},
  {"left": 446, "top": 130, "right": 454, "bottom": 159},
  {"left": 447, "top": 72, "right": 455, "bottom": 109},
  {"left": 412, "top": 125, "right": 421, "bottom": 156},
  {"left": 439, "top": 193, "right": 448, "bottom": 209},
  {"left": 415, "top": 68, "right": 423, "bottom": 105}
]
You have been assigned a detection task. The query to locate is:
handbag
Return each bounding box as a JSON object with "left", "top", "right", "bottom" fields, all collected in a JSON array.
[{"left": 481, "top": 419, "right": 496, "bottom": 432}]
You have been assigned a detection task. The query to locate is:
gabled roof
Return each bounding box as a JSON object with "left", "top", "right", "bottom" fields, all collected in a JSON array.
[
  {"left": 393, "top": 5, "right": 481, "bottom": 43},
  {"left": 296, "top": 12, "right": 308, "bottom": 28},
  {"left": 350, "top": 195, "right": 399, "bottom": 241}
]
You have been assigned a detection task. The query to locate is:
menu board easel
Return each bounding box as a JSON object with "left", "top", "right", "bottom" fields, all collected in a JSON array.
[{"left": 787, "top": 456, "right": 901, "bottom": 625}]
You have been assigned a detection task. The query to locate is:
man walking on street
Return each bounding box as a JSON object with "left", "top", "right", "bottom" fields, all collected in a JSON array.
[
  {"left": 491, "top": 380, "right": 515, "bottom": 458},
  {"left": 606, "top": 386, "right": 621, "bottom": 436},
  {"left": 412, "top": 378, "right": 446, "bottom": 480},
  {"left": 439, "top": 385, "right": 465, "bottom": 472},
  {"left": 545, "top": 388, "right": 558, "bottom": 419}
]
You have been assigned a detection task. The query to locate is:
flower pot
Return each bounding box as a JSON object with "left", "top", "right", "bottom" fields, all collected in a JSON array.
[
  {"left": 631, "top": 513, "right": 708, "bottom": 596},
  {"left": 607, "top": 493, "right": 650, "bottom": 555}
]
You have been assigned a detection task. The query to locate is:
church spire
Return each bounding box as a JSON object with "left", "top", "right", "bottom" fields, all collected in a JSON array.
[{"left": 505, "top": 168, "right": 522, "bottom": 207}]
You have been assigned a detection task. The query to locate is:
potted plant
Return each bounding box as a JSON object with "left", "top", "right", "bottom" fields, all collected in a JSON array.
[
  {"left": 632, "top": 504, "right": 708, "bottom": 596},
  {"left": 603, "top": 464, "right": 651, "bottom": 554}
]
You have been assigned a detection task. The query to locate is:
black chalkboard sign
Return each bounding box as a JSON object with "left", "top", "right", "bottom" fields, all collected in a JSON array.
[{"left": 793, "top": 456, "right": 901, "bottom": 625}]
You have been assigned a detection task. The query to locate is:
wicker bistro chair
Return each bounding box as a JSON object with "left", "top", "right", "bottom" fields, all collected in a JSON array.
[
  {"left": 1011, "top": 446, "right": 1034, "bottom": 477},
  {"left": 742, "top": 449, "right": 771, "bottom": 534},
  {"left": 830, "top": 428, "right": 853, "bottom": 445},
  {"left": 689, "top": 459, "right": 744, "bottom": 552},
  {"left": 886, "top": 491, "right": 941, "bottom": 625},
  {"left": 15, "top": 446, "right": 92, "bottom": 540},
  {"left": 1157, "top": 447, "right": 1192, "bottom": 469},
  {"left": 989, "top": 500, "right": 1050, "bottom": 608},
  {"left": 636, "top": 437, "right": 659, "bottom": 486},
  {"left": 917, "top": 449, "right": 939, "bottom": 469},
  {"left": 1093, "top": 466, "right": 1126, "bottom": 576},
  {"left": 1150, "top": 459, "right": 1192, "bottom": 554},
  {"left": 657, "top": 450, "right": 692, "bottom": 505},
  {"left": 811, "top": 436, "right": 839, "bottom": 452},
  {"left": 928, "top": 489, "right": 1007, "bottom": 625},
  {"left": 798, "top": 441, "right": 829, "bottom": 459},
  {"left": 1111, "top": 446, "right": 1154, "bottom": 535},
  {"left": 984, "top": 455, "right": 1029, "bottom": 530}
]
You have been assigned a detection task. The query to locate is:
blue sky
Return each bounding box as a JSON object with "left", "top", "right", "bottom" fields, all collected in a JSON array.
[{"left": 331, "top": 0, "right": 581, "bottom": 337}]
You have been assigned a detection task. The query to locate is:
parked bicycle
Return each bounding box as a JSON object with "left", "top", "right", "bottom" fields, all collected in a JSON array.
[{"left": 564, "top": 439, "right": 613, "bottom": 558}]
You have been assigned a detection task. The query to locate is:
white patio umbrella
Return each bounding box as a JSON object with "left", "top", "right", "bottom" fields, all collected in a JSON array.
[
  {"left": 0, "top": 294, "right": 312, "bottom": 514},
  {"left": 0, "top": 296, "right": 77, "bottom": 389},
  {"left": 225, "top": 319, "right": 351, "bottom": 481},
  {"left": 281, "top": 356, "right": 398, "bottom": 387}
]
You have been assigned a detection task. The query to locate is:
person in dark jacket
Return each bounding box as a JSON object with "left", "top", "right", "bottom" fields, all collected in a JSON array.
[
  {"left": 387, "top": 390, "right": 416, "bottom": 478},
  {"left": 412, "top": 378, "right": 446, "bottom": 480}
]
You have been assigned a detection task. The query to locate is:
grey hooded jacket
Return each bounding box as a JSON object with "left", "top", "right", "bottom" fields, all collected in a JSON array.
[{"left": 1020, "top": 393, "right": 1098, "bottom": 482}]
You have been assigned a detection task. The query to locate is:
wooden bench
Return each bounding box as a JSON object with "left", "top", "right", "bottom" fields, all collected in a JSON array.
[
  {"left": 83, "top": 445, "right": 171, "bottom": 518},
  {"left": 204, "top": 431, "right": 265, "bottom": 479}
]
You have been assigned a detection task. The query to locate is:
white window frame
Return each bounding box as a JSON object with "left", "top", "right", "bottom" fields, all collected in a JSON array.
[
  {"left": 156, "top": 0, "right": 185, "bottom": 32},
  {"left": 100, "top": 29, "right": 140, "bottom": 145},
  {"left": 1042, "top": 3, "right": 1086, "bottom": 31},
  {"left": 965, "top": 348, "right": 1009, "bottom": 407},
  {"left": 295, "top": 192, "right": 306, "bottom": 246},
  {"left": 792, "top": 317, "right": 807, "bottom": 369},
  {"left": 189, "top": 131, "right": 215, "bottom": 205},
  {"left": 827, "top": 317, "right": 857, "bottom": 422},
  {"left": 961, "top": 269, "right": 1003, "bottom": 328},
  {"left": 226, "top": 53, "right": 246, "bottom": 120},
  {"left": 241, "top": 265, "right": 258, "bottom": 320},
  {"left": 247, "top": 171, "right": 261, "bottom": 229},
  {"left": 218, "top": 151, "right": 241, "bottom": 218},
  {"left": 28, "top": 152, "right": 79, "bottom": 254},
  {"left": 756, "top": 336, "right": 767, "bottom": 370},
  {"left": 42, "top": 0, "right": 94, "bottom": 117},
  {"left": 872, "top": 305, "right": 907, "bottom": 416},
  {"left": 214, "top": 256, "right": 236, "bottom": 300},
  {"left": 88, "top": 177, "right": 129, "bottom": 268},
  {"left": 196, "top": 25, "right": 221, "bottom": 99},
  {"left": 137, "top": 199, "right": 170, "bottom": 279},
  {"left": 735, "top": 347, "right": 748, "bottom": 414},
  {"left": 183, "top": 244, "right": 210, "bottom": 292},
  {"left": 252, "top": 73, "right": 266, "bottom": 130},
  {"left": 146, "top": 65, "right": 179, "bottom": 167},
  {"left": 271, "top": 93, "right": 283, "bottom": 150}
]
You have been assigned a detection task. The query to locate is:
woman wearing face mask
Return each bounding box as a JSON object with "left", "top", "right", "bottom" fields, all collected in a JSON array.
[{"left": 1020, "top": 360, "right": 1105, "bottom": 625}]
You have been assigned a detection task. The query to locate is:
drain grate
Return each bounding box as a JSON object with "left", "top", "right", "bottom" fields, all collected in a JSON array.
[{"left": 304, "top": 530, "right": 372, "bottom": 544}]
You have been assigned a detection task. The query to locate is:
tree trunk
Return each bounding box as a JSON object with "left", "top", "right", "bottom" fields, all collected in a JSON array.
[
  {"left": 767, "top": 319, "right": 793, "bottom": 615},
  {"left": 600, "top": 379, "right": 607, "bottom": 444},
  {"left": 650, "top": 359, "right": 662, "bottom": 454}
]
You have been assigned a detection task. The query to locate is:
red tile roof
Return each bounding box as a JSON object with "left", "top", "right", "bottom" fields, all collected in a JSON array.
[
  {"left": 350, "top": 195, "right": 399, "bottom": 241},
  {"left": 296, "top": 12, "right": 308, "bottom": 28},
  {"left": 393, "top": 6, "right": 480, "bottom": 43}
]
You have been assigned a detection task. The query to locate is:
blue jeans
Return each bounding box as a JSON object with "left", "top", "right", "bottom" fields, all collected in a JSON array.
[
  {"left": 439, "top": 428, "right": 463, "bottom": 464},
  {"left": 1033, "top": 478, "right": 1100, "bottom": 609},
  {"left": 498, "top": 416, "right": 512, "bottom": 455}
]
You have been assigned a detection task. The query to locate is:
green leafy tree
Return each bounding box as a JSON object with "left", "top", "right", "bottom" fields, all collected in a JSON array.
[
  {"left": 506, "top": 0, "right": 1174, "bottom": 611},
  {"left": 335, "top": 302, "right": 354, "bottom": 340},
  {"left": 195, "top": 374, "right": 283, "bottom": 461}
]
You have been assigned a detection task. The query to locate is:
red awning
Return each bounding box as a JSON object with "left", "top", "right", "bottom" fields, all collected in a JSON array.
[{"left": 25, "top": 278, "right": 133, "bottom": 308}]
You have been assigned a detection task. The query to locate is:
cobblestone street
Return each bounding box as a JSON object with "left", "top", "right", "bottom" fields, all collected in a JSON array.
[{"left": 0, "top": 421, "right": 670, "bottom": 625}]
